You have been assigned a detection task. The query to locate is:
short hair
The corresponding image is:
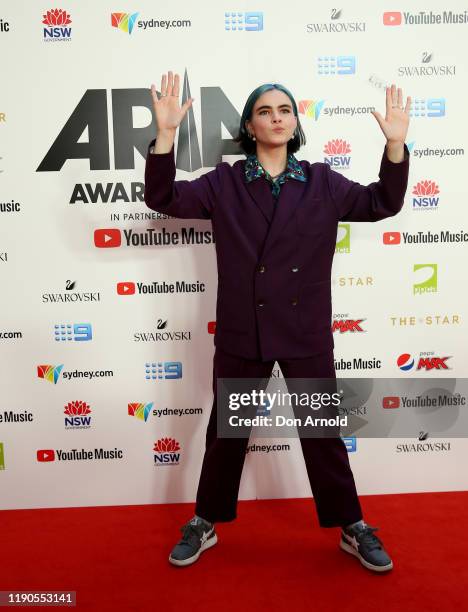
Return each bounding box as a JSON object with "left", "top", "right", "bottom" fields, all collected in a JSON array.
[{"left": 233, "top": 83, "right": 306, "bottom": 155}]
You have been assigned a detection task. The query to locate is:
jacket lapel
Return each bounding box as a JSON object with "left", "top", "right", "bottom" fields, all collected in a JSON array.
[
  {"left": 260, "top": 178, "right": 308, "bottom": 259},
  {"left": 244, "top": 178, "right": 276, "bottom": 224},
  {"left": 242, "top": 160, "right": 308, "bottom": 258}
]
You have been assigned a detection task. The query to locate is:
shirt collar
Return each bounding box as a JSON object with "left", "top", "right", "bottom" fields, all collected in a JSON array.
[{"left": 244, "top": 152, "right": 307, "bottom": 184}]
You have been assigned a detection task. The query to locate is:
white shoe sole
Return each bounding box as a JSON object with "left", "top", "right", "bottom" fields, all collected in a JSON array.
[
  {"left": 340, "top": 539, "right": 393, "bottom": 572},
  {"left": 169, "top": 533, "right": 218, "bottom": 567}
]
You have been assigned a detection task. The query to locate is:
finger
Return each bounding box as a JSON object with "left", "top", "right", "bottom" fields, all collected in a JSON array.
[
  {"left": 391, "top": 83, "right": 397, "bottom": 106},
  {"left": 397, "top": 87, "right": 403, "bottom": 107},
  {"left": 385, "top": 86, "right": 392, "bottom": 116},
  {"left": 404, "top": 95, "right": 412, "bottom": 114},
  {"left": 181, "top": 98, "right": 193, "bottom": 115},
  {"left": 173, "top": 73, "right": 180, "bottom": 98},
  {"left": 167, "top": 70, "right": 174, "bottom": 96},
  {"left": 150, "top": 83, "right": 159, "bottom": 105},
  {"left": 371, "top": 110, "right": 385, "bottom": 131},
  {"left": 161, "top": 73, "right": 167, "bottom": 96}
]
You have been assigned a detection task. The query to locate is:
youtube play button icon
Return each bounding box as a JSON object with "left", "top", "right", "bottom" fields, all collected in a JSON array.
[
  {"left": 382, "top": 396, "right": 400, "bottom": 409},
  {"left": 117, "top": 282, "right": 136, "bottom": 296},
  {"left": 94, "top": 228, "right": 122, "bottom": 248},
  {"left": 383, "top": 231, "right": 401, "bottom": 245},
  {"left": 383, "top": 11, "right": 402, "bottom": 25},
  {"left": 37, "top": 449, "right": 55, "bottom": 462}
]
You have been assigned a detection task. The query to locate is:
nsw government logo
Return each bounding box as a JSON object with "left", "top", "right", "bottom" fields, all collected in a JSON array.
[
  {"left": 323, "top": 139, "right": 351, "bottom": 169},
  {"left": 153, "top": 438, "right": 181, "bottom": 466},
  {"left": 42, "top": 9, "right": 72, "bottom": 42},
  {"left": 64, "top": 401, "right": 92, "bottom": 430},
  {"left": 412, "top": 180, "right": 440, "bottom": 211}
]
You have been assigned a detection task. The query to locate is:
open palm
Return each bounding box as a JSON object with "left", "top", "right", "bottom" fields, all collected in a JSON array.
[
  {"left": 371, "top": 84, "right": 411, "bottom": 144},
  {"left": 150, "top": 71, "right": 194, "bottom": 132}
]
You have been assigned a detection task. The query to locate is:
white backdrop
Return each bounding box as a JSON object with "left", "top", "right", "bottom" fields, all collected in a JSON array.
[{"left": 1, "top": 1, "right": 467, "bottom": 510}]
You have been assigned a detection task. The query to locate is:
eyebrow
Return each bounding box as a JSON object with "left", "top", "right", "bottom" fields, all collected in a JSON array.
[{"left": 255, "top": 104, "right": 292, "bottom": 112}]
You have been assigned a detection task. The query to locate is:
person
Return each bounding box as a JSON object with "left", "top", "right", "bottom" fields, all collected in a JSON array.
[{"left": 144, "top": 71, "right": 411, "bottom": 573}]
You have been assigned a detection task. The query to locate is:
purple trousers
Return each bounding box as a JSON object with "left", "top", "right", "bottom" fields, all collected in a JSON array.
[{"left": 195, "top": 346, "right": 363, "bottom": 528}]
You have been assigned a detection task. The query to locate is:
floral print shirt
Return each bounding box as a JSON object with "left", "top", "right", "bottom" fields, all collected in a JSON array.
[{"left": 244, "top": 152, "right": 307, "bottom": 199}]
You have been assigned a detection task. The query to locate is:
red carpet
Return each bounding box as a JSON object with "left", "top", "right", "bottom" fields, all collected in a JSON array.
[{"left": 2, "top": 492, "right": 467, "bottom": 611}]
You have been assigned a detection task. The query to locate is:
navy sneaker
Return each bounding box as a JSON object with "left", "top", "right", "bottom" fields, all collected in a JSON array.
[
  {"left": 169, "top": 517, "right": 217, "bottom": 567},
  {"left": 340, "top": 522, "right": 393, "bottom": 572}
]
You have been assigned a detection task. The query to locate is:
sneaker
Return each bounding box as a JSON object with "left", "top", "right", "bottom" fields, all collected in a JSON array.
[
  {"left": 340, "top": 522, "right": 393, "bottom": 572},
  {"left": 169, "top": 517, "right": 218, "bottom": 567}
]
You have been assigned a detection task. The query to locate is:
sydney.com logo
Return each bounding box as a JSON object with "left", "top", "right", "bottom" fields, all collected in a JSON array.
[
  {"left": 111, "top": 12, "right": 192, "bottom": 34},
  {"left": 37, "top": 364, "right": 113, "bottom": 383}
]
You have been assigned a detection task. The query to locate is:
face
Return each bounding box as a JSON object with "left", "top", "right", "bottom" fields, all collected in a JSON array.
[{"left": 245, "top": 89, "right": 298, "bottom": 149}]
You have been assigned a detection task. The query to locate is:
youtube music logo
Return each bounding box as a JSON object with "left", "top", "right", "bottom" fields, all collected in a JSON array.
[
  {"left": 383, "top": 231, "right": 401, "bottom": 245},
  {"left": 94, "top": 228, "right": 121, "bottom": 248},
  {"left": 117, "top": 282, "right": 136, "bottom": 295},
  {"left": 383, "top": 11, "right": 402, "bottom": 26},
  {"left": 37, "top": 449, "right": 55, "bottom": 462},
  {"left": 382, "top": 396, "right": 400, "bottom": 409}
]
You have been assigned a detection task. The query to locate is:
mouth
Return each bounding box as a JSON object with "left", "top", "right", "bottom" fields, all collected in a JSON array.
[{"left": 272, "top": 128, "right": 285, "bottom": 133}]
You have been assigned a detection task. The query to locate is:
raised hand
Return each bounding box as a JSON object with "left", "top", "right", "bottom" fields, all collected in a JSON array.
[
  {"left": 371, "top": 84, "right": 411, "bottom": 144},
  {"left": 150, "top": 71, "right": 194, "bottom": 133}
]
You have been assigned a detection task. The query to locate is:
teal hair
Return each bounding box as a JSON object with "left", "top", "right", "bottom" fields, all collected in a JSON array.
[{"left": 233, "top": 83, "right": 306, "bottom": 154}]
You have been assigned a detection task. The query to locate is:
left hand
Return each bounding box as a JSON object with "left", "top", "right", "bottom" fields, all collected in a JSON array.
[{"left": 371, "top": 84, "right": 411, "bottom": 144}]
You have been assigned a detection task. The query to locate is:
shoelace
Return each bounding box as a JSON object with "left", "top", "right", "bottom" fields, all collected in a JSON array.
[{"left": 355, "top": 526, "right": 383, "bottom": 551}]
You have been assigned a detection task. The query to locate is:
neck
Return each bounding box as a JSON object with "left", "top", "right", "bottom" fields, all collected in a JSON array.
[{"left": 255, "top": 143, "right": 288, "bottom": 177}]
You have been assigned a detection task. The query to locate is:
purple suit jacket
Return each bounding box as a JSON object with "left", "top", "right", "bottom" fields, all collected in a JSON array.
[{"left": 144, "top": 142, "right": 410, "bottom": 361}]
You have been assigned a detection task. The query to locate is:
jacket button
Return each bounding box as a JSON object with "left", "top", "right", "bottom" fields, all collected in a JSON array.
[
  {"left": 258, "top": 265, "right": 266, "bottom": 273},
  {"left": 257, "top": 300, "right": 265, "bottom": 307},
  {"left": 291, "top": 266, "right": 299, "bottom": 273},
  {"left": 291, "top": 298, "right": 298, "bottom": 306}
]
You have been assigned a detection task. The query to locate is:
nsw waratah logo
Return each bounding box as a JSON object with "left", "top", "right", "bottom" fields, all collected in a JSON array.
[
  {"left": 153, "top": 437, "right": 181, "bottom": 465},
  {"left": 64, "top": 400, "right": 92, "bottom": 429},
  {"left": 412, "top": 180, "right": 440, "bottom": 211},
  {"left": 42, "top": 9, "right": 72, "bottom": 42},
  {"left": 128, "top": 402, "right": 154, "bottom": 422},
  {"left": 298, "top": 99, "right": 325, "bottom": 120},
  {"left": 37, "top": 364, "right": 64, "bottom": 384},
  {"left": 111, "top": 12, "right": 139, "bottom": 34},
  {"left": 324, "top": 139, "right": 351, "bottom": 169}
]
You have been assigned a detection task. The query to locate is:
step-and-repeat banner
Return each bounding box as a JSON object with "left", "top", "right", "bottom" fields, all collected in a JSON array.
[{"left": 1, "top": 2, "right": 467, "bottom": 510}]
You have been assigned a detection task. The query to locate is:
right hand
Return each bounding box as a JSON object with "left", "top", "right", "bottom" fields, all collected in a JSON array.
[{"left": 150, "top": 71, "right": 194, "bottom": 133}]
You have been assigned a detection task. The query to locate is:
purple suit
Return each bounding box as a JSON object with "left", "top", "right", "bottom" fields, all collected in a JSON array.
[{"left": 144, "top": 142, "right": 410, "bottom": 361}]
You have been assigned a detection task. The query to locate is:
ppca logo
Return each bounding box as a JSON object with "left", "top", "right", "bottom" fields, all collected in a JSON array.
[
  {"left": 153, "top": 438, "right": 181, "bottom": 465},
  {"left": 335, "top": 224, "right": 350, "bottom": 253},
  {"left": 413, "top": 264, "right": 437, "bottom": 294}
]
